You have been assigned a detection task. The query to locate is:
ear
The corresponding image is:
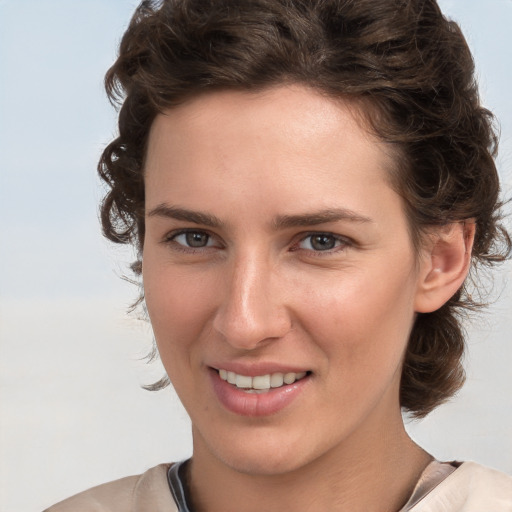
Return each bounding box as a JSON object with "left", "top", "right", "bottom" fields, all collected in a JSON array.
[{"left": 414, "top": 221, "right": 475, "bottom": 313}]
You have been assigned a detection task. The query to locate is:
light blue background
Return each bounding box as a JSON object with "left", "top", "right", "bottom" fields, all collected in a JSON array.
[{"left": 1, "top": 1, "right": 511, "bottom": 510}]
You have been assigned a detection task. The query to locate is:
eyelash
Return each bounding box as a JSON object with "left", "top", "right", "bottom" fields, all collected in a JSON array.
[
  {"left": 163, "top": 229, "right": 352, "bottom": 255},
  {"left": 292, "top": 232, "right": 352, "bottom": 254},
  {"left": 164, "top": 229, "right": 221, "bottom": 253}
]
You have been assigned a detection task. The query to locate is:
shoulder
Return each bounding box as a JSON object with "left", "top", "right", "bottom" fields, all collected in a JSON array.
[
  {"left": 412, "top": 461, "right": 512, "bottom": 511},
  {"left": 43, "top": 463, "right": 176, "bottom": 512}
]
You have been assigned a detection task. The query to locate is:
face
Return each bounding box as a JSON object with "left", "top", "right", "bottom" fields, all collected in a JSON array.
[{"left": 142, "top": 86, "right": 425, "bottom": 476}]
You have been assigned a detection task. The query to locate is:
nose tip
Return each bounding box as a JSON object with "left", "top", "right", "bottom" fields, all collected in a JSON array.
[
  {"left": 213, "top": 302, "right": 291, "bottom": 350},
  {"left": 212, "top": 262, "right": 291, "bottom": 350}
]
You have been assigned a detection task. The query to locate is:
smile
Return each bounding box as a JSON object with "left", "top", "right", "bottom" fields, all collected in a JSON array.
[
  {"left": 217, "top": 369, "right": 308, "bottom": 393},
  {"left": 210, "top": 367, "right": 311, "bottom": 416}
]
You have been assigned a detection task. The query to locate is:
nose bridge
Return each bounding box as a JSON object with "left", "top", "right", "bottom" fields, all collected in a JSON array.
[{"left": 213, "top": 248, "right": 290, "bottom": 349}]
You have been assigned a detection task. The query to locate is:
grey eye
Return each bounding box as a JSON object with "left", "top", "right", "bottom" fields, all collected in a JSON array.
[
  {"left": 299, "top": 234, "right": 339, "bottom": 251},
  {"left": 173, "top": 231, "right": 212, "bottom": 248},
  {"left": 310, "top": 234, "right": 336, "bottom": 250},
  {"left": 185, "top": 232, "right": 210, "bottom": 247}
]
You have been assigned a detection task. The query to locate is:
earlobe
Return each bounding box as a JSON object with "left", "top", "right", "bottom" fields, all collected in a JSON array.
[{"left": 414, "top": 221, "right": 475, "bottom": 313}]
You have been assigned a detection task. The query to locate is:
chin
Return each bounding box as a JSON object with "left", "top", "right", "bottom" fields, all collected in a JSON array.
[
  {"left": 194, "top": 423, "right": 334, "bottom": 477},
  {"left": 221, "top": 447, "right": 310, "bottom": 477}
]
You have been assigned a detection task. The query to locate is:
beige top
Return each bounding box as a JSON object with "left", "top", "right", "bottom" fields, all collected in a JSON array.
[
  {"left": 400, "top": 460, "right": 458, "bottom": 511},
  {"left": 44, "top": 461, "right": 512, "bottom": 512}
]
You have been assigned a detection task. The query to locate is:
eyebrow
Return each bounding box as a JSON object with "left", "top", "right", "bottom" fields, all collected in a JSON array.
[
  {"left": 147, "top": 204, "right": 372, "bottom": 229},
  {"left": 273, "top": 209, "right": 373, "bottom": 229},
  {"left": 147, "top": 204, "right": 224, "bottom": 228}
]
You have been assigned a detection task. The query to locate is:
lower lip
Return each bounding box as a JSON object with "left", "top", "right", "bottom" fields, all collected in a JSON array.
[{"left": 209, "top": 369, "right": 310, "bottom": 417}]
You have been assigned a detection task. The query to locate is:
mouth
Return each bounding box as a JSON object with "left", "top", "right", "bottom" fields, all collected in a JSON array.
[
  {"left": 209, "top": 366, "right": 312, "bottom": 416},
  {"left": 215, "top": 368, "right": 310, "bottom": 394}
]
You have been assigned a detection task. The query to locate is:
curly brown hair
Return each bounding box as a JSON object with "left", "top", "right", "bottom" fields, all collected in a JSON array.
[{"left": 99, "top": 0, "right": 511, "bottom": 418}]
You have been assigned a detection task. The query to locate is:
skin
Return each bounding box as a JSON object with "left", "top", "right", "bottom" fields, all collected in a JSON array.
[{"left": 142, "top": 85, "right": 471, "bottom": 511}]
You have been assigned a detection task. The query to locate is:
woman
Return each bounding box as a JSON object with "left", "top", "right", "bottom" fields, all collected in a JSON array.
[{"left": 46, "top": 0, "right": 511, "bottom": 510}]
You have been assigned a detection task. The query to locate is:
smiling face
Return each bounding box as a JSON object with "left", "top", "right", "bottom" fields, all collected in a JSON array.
[{"left": 142, "top": 85, "right": 426, "bottom": 476}]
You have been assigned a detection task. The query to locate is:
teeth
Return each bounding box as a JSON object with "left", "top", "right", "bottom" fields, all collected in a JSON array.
[
  {"left": 270, "top": 373, "right": 284, "bottom": 388},
  {"left": 235, "top": 374, "right": 252, "bottom": 388},
  {"left": 218, "top": 369, "right": 308, "bottom": 391},
  {"left": 284, "top": 372, "right": 296, "bottom": 385},
  {"left": 252, "top": 374, "right": 270, "bottom": 390}
]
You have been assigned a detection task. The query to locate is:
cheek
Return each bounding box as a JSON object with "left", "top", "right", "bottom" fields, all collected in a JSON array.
[
  {"left": 296, "top": 271, "right": 417, "bottom": 423},
  {"left": 143, "top": 262, "right": 220, "bottom": 360},
  {"left": 294, "top": 266, "right": 416, "bottom": 371}
]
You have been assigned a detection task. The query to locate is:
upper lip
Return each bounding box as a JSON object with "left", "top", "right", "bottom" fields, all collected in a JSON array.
[{"left": 209, "top": 362, "right": 311, "bottom": 377}]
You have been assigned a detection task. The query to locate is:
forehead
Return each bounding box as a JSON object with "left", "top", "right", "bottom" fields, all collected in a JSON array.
[
  {"left": 153, "top": 86, "right": 368, "bottom": 136},
  {"left": 147, "top": 85, "right": 396, "bottom": 172},
  {"left": 144, "top": 85, "right": 403, "bottom": 228}
]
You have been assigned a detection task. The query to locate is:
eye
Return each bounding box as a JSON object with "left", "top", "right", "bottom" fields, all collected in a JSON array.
[
  {"left": 168, "top": 230, "right": 216, "bottom": 249},
  {"left": 296, "top": 233, "right": 348, "bottom": 252}
]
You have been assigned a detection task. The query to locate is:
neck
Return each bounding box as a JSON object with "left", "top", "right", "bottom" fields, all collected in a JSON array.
[{"left": 187, "top": 413, "right": 431, "bottom": 512}]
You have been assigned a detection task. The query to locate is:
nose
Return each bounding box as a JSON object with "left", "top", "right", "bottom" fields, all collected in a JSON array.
[{"left": 212, "top": 253, "right": 292, "bottom": 350}]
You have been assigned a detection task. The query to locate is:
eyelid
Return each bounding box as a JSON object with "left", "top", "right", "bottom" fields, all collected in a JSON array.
[
  {"left": 292, "top": 231, "right": 354, "bottom": 253},
  {"left": 163, "top": 228, "right": 223, "bottom": 251},
  {"left": 161, "top": 228, "right": 353, "bottom": 254}
]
